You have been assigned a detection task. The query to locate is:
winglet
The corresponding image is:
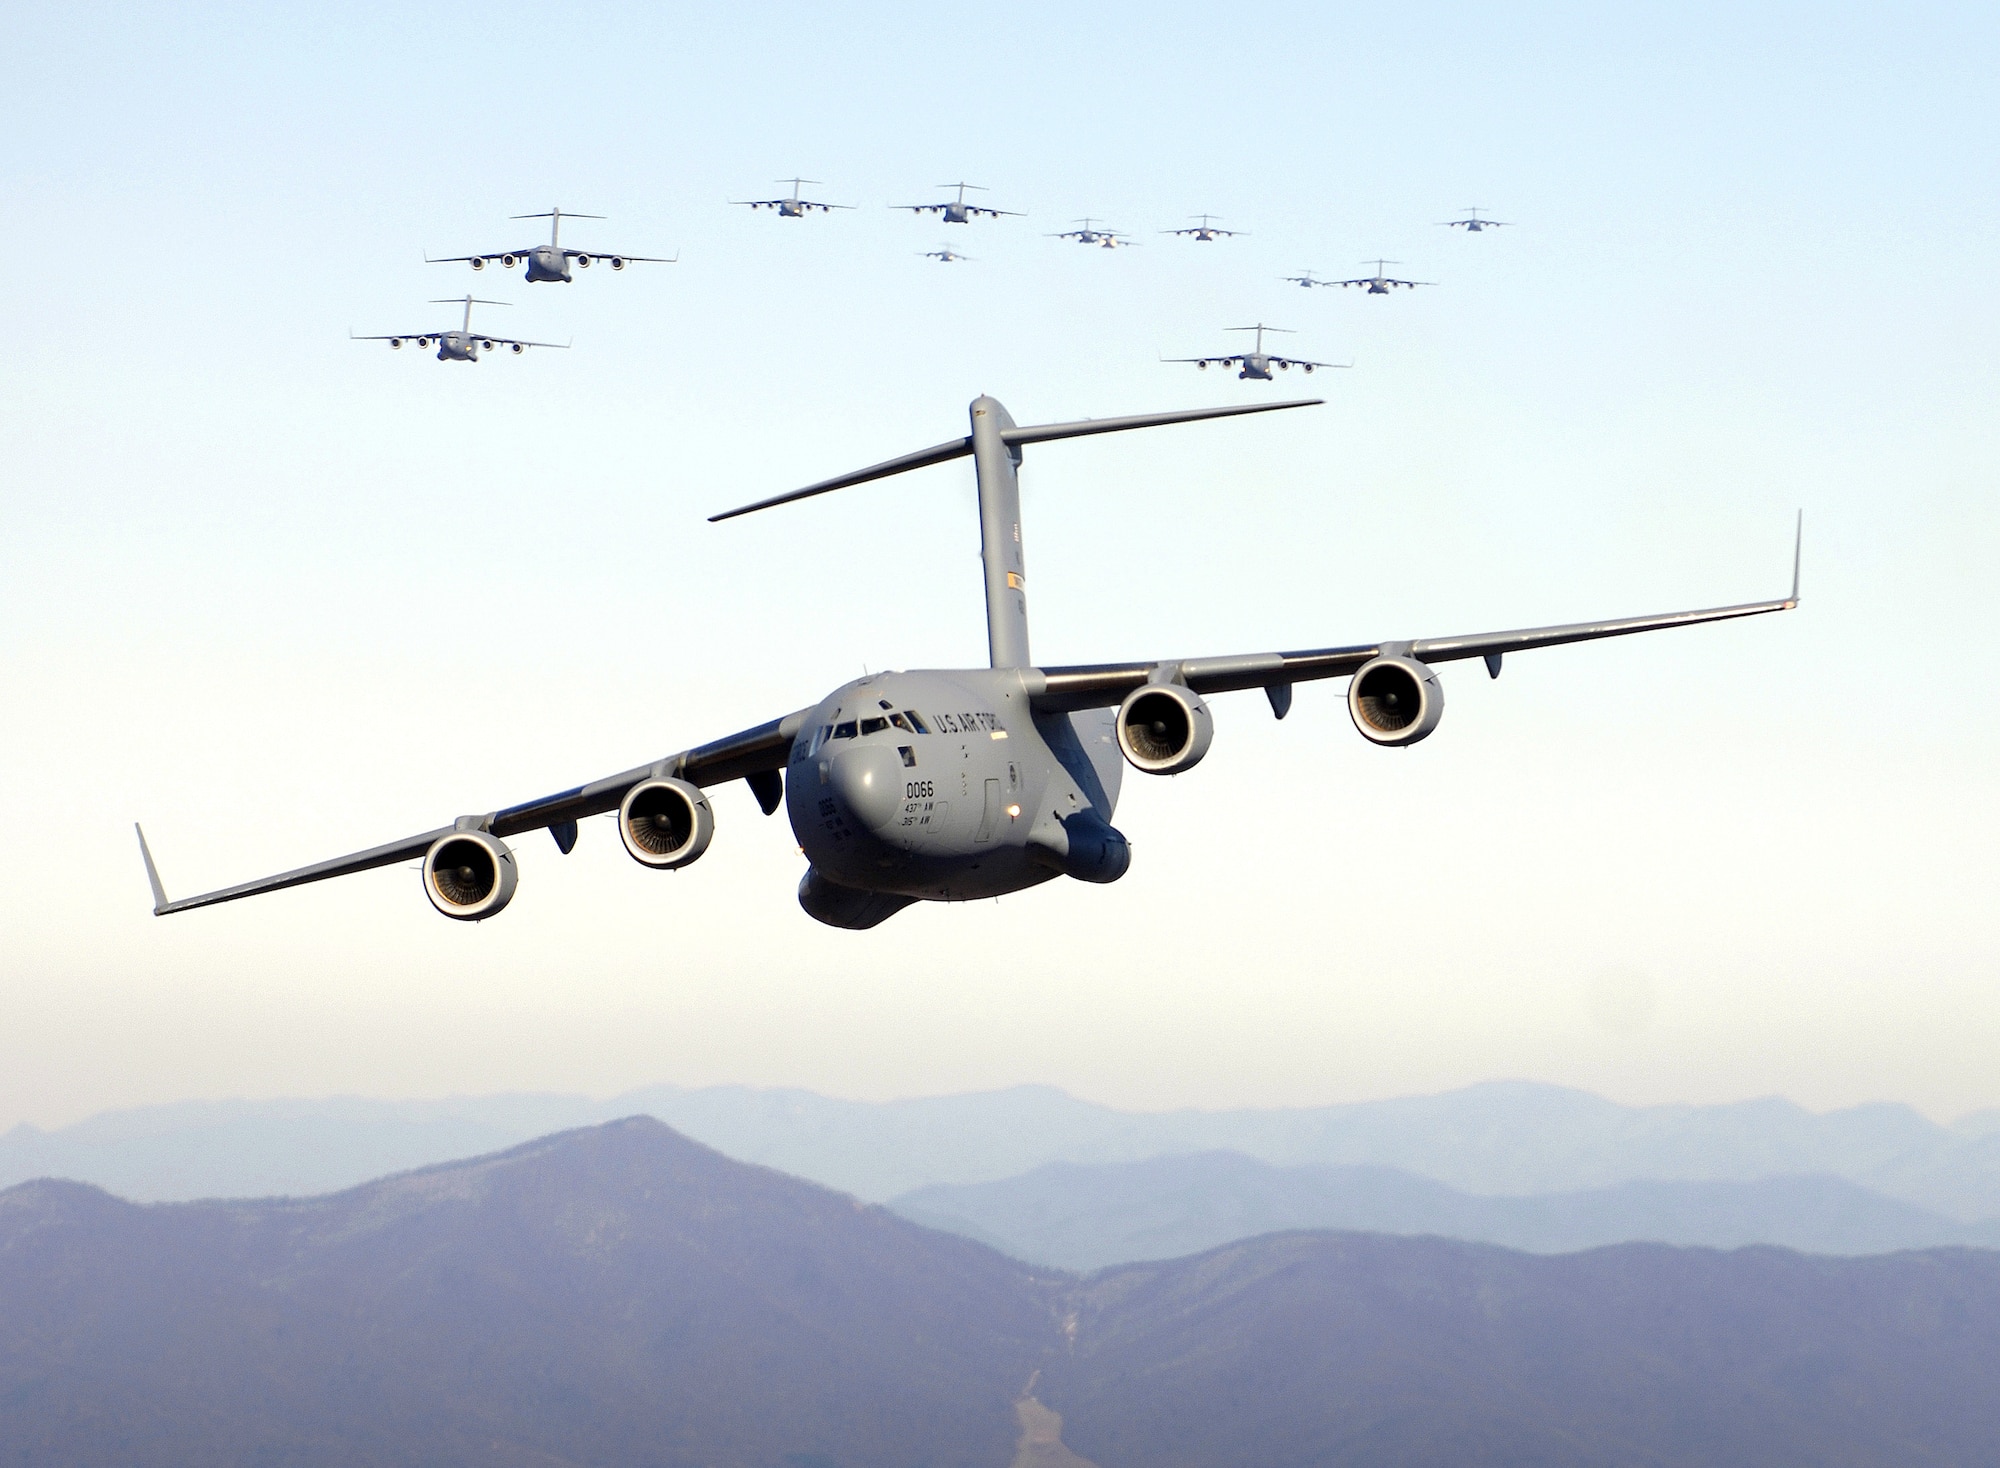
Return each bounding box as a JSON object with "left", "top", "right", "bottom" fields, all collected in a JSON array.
[
  {"left": 1788, "top": 510, "right": 1803, "bottom": 607},
  {"left": 135, "top": 823, "right": 169, "bottom": 915}
]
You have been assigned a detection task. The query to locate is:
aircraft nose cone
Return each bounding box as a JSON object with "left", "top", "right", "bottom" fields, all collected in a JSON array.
[{"left": 827, "top": 744, "right": 904, "bottom": 832}]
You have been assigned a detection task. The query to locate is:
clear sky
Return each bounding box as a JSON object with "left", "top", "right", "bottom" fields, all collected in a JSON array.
[{"left": 2, "top": 2, "right": 1996, "bottom": 1130}]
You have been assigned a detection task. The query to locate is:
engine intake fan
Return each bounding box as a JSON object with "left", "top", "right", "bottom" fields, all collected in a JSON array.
[
  {"left": 1347, "top": 655, "right": 1444, "bottom": 746},
  {"left": 1116, "top": 683, "right": 1214, "bottom": 775},
  {"left": 618, "top": 777, "right": 714, "bottom": 869},
  {"left": 423, "top": 831, "right": 518, "bottom": 920}
]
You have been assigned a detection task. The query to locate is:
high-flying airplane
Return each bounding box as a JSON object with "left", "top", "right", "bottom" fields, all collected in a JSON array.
[
  {"left": 1163, "top": 324, "right": 1349, "bottom": 380},
  {"left": 1282, "top": 270, "right": 1335, "bottom": 288},
  {"left": 349, "top": 297, "right": 568, "bottom": 362},
  {"left": 135, "top": 398, "right": 1799, "bottom": 931},
  {"left": 734, "top": 178, "right": 853, "bottom": 217},
  {"left": 1162, "top": 214, "right": 1242, "bottom": 241},
  {"left": 919, "top": 245, "right": 973, "bottom": 263},
  {"left": 1441, "top": 208, "right": 1509, "bottom": 232},
  {"left": 898, "top": 182, "right": 1022, "bottom": 224},
  {"left": 1049, "top": 218, "right": 1135, "bottom": 248},
  {"left": 1334, "top": 259, "right": 1431, "bottom": 293},
  {"left": 427, "top": 208, "right": 675, "bottom": 282}
]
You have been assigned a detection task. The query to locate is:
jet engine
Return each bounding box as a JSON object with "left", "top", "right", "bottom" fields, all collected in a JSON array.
[
  {"left": 1116, "top": 683, "right": 1213, "bottom": 774},
  {"left": 1347, "top": 655, "right": 1444, "bottom": 746},
  {"left": 1196, "top": 361, "right": 1209, "bottom": 370},
  {"left": 610, "top": 256, "right": 627, "bottom": 271},
  {"left": 470, "top": 258, "right": 485, "bottom": 271},
  {"left": 509, "top": 341, "right": 525, "bottom": 354},
  {"left": 575, "top": 253, "right": 592, "bottom": 268},
  {"left": 423, "top": 831, "right": 518, "bottom": 921},
  {"left": 501, "top": 253, "right": 518, "bottom": 268},
  {"left": 417, "top": 337, "right": 432, "bottom": 348},
  {"left": 480, "top": 339, "right": 495, "bottom": 351},
  {"left": 388, "top": 338, "right": 403, "bottom": 349},
  {"left": 618, "top": 777, "right": 714, "bottom": 869}
]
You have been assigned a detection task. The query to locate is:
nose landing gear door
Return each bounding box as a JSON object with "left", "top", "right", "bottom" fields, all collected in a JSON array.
[{"left": 975, "top": 778, "right": 1002, "bottom": 842}]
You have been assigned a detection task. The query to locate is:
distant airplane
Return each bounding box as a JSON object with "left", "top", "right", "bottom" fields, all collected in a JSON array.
[
  {"left": 1048, "top": 218, "right": 1136, "bottom": 249},
  {"left": 919, "top": 245, "right": 973, "bottom": 263},
  {"left": 1163, "top": 324, "right": 1349, "bottom": 380},
  {"left": 898, "top": 182, "right": 1022, "bottom": 224},
  {"left": 1162, "top": 214, "right": 1242, "bottom": 242},
  {"left": 349, "top": 297, "right": 568, "bottom": 362},
  {"left": 136, "top": 393, "right": 1801, "bottom": 931},
  {"left": 427, "top": 208, "right": 675, "bottom": 282},
  {"left": 1332, "top": 259, "right": 1432, "bottom": 294},
  {"left": 1282, "top": 271, "right": 1336, "bottom": 288},
  {"left": 733, "top": 178, "right": 853, "bottom": 218},
  {"left": 1441, "top": 208, "right": 1510, "bottom": 232}
]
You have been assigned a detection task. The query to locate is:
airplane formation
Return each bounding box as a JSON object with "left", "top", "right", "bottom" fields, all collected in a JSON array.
[
  {"left": 147, "top": 183, "right": 1799, "bottom": 932},
  {"left": 355, "top": 180, "right": 1490, "bottom": 370}
]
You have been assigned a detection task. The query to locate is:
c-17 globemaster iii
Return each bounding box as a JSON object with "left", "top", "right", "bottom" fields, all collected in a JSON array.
[
  {"left": 138, "top": 400, "right": 1799, "bottom": 930},
  {"left": 428, "top": 207, "right": 675, "bottom": 282},
  {"left": 349, "top": 296, "right": 568, "bottom": 362}
]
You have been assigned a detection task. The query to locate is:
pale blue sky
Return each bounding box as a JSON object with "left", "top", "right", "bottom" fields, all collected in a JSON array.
[{"left": 2, "top": 2, "right": 1996, "bottom": 1128}]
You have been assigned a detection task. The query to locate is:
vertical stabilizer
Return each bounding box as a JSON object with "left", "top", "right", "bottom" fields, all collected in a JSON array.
[{"left": 969, "top": 396, "right": 1030, "bottom": 668}]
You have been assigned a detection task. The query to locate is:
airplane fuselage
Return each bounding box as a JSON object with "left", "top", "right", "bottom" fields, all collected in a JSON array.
[
  {"left": 1365, "top": 279, "right": 1390, "bottom": 294},
  {"left": 943, "top": 204, "right": 973, "bottom": 224},
  {"left": 524, "top": 244, "right": 573, "bottom": 283},
  {"left": 784, "top": 669, "right": 1125, "bottom": 919},
  {"left": 778, "top": 199, "right": 805, "bottom": 217},
  {"left": 1240, "top": 354, "right": 1274, "bottom": 380},
  {"left": 436, "top": 330, "right": 480, "bottom": 362}
]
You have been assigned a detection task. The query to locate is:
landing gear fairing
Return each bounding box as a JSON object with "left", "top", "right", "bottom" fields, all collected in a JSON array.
[{"left": 138, "top": 402, "right": 1799, "bottom": 930}]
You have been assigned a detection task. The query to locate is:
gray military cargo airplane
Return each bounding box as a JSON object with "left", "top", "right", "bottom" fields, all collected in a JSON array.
[
  {"left": 1334, "top": 259, "right": 1432, "bottom": 293},
  {"left": 1049, "top": 218, "right": 1135, "bottom": 249},
  {"left": 1282, "top": 270, "right": 1334, "bottom": 288},
  {"left": 919, "top": 245, "right": 973, "bottom": 262},
  {"left": 1164, "top": 324, "right": 1349, "bottom": 380},
  {"left": 136, "top": 397, "right": 1799, "bottom": 931},
  {"left": 427, "top": 208, "right": 675, "bottom": 282},
  {"left": 349, "top": 296, "right": 568, "bottom": 362},
  {"left": 734, "top": 178, "right": 853, "bottom": 217},
  {"left": 1163, "top": 214, "right": 1242, "bottom": 241},
  {"left": 1441, "top": 208, "right": 1509, "bottom": 232},
  {"left": 899, "top": 182, "right": 1022, "bottom": 224}
]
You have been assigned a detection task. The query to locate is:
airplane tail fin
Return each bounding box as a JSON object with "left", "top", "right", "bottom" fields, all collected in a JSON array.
[{"left": 709, "top": 399, "right": 1321, "bottom": 523}]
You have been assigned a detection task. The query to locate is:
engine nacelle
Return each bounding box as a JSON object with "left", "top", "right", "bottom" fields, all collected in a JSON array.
[
  {"left": 575, "top": 253, "right": 592, "bottom": 268},
  {"left": 417, "top": 337, "right": 432, "bottom": 348},
  {"left": 1347, "top": 655, "right": 1444, "bottom": 746},
  {"left": 470, "top": 258, "right": 485, "bottom": 271},
  {"left": 618, "top": 777, "right": 714, "bottom": 869},
  {"left": 1116, "top": 682, "right": 1213, "bottom": 775},
  {"left": 388, "top": 338, "right": 403, "bottom": 349},
  {"left": 610, "top": 256, "right": 627, "bottom": 271},
  {"left": 480, "top": 339, "right": 495, "bottom": 351},
  {"left": 423, "top": 831, "right": 518, "bottom": 920},
  {"left": 510, "top": 341, "right": 525, "bottom": 353}
]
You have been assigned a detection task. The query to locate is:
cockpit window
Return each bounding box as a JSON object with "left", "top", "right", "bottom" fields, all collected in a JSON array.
[
  {"left": 833, "top": 721, "right": 857, "bottom": 739},
  {"left": 809, "top": 725, "right": 833, "bottom": 756},
  {"left": 905, "top": 711, "right": 931, "bottom": 734},
  {"left": 889, "top": 712, "right": 912, "bottom": 732},
  {"left": 860, "top": 716, "right": 889, "bottom": 735}
]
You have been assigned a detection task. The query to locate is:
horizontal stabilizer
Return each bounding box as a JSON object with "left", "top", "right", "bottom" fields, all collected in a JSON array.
[{"left": 710, "top": 398, "right": 1321, "bottom": 523}]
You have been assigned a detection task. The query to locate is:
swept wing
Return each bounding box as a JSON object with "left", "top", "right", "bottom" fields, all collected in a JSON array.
[
  {"left": 1031, "top": 521, "right": 1801, "bottom": 712},
  {"left": 138, "top": 713, "right": 809, "bottom": 916}
]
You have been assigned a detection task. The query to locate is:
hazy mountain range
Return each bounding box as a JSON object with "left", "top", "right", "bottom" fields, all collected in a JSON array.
[
  {"left": 891, "top": 1150, "right": 2000, "bottom": 1270},
  {"left": 6, "top": 1080, "right": 1999, "bottom": 1230},
  {"left": 4, "top": 1117, "right": 1999, "bottom": 1467}
]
